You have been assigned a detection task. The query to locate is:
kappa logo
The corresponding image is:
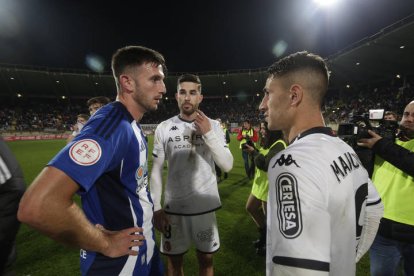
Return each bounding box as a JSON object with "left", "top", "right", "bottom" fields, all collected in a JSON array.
[
  {"left": 169, "top": 126, "right": 178, "bottom": 131},
  {"left": 272, "top": 154, "right": 300, "bottom": 168},
  {"left": 275, "top": 172, "right": 302, "bottom": 239},
  {"left": 69, "top": 139, "right": 102, "bottom": 166}
]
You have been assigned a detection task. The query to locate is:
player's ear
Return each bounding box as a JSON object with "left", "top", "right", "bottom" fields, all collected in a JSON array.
[
  {"left": 289, "top": 84, "right": 303, "bottom": 107},
  {"left": 120, "top": 74, "right": 134, "bottom": 94}
]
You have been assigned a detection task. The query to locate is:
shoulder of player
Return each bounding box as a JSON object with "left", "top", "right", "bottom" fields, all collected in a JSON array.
[{"left": 85, "top": 102, "right": 134, "bottom": 138}]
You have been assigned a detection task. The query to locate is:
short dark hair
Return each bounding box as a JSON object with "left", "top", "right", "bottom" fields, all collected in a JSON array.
[
  {"left": 267, "top": 51, "right": 329, "bottom": 104},
  {"left": 177, "top": 74, "right": 202, "bottom": 92},
  {"left": 111, "top": 46, "right": 166, "bottom": 89},
  {"left": 87, "top": 96, "right": 111, "bottom": 107},
  {"left": 77, "top": 114, "right": 90, "bottom": 121}
]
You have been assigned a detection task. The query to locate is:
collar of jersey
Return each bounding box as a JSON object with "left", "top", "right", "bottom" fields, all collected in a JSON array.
[
  {"left": 113, "top": 101, "right": 134, "bottom": 123},
  {"left": 177, "top": 115, "right": 195, "bottom": 123},
  {"left": 290, "top": 126, "right": 335, "bottom": 145}
]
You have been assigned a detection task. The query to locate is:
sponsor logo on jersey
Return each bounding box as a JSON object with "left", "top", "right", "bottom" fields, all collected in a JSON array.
[
  {"left": 69, "top": 139, "right": 102, "bottom": 166},
  {"left": 167, "top": 134, "right": 203, "bottom": 143},
  {"left": 197, "top": 228, "right": 214, "bottom": 242},
  {"left": 272, "top": 154, "right": 300, "bottom": 168},
  {"left": 276, "top": 172, "right": 302, "bottom": 239},
  {"left": 135, "top": 166, "right": 144, "bottom": 180},
  {"left": 330, "top": 152, "right": 362, "bottom": 183},
  {"left": 169, "top": 126, "right": 178, "bottom": 131}
]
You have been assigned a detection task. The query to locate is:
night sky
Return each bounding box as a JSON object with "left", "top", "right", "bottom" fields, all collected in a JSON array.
[{"left": 0, "top": 0, "right": 413, "bottom": 73}]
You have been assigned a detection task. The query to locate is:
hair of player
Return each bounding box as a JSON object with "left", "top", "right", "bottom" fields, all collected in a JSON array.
[
  {"left": 87, "top": 96, "right": 111, "bottom": 107},
  {"left": 177, "top": 74, "right": 202, "bottom": 93},
  {"left": 77, "top": 114, "right": 90, "bottom": 121},
  {"left": 267, "top": 51, "right": 329, "bottom": 105},
  {"left": 111, "top": 46, "right": 167, "bottom": 91}
]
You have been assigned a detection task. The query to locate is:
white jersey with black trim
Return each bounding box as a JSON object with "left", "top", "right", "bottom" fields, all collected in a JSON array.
[
  {"left": 266, "top": 127, "right": 382, "bottom": 276},
  {"left": 152, "top": 115, "right": 225, "bottom": 215}
]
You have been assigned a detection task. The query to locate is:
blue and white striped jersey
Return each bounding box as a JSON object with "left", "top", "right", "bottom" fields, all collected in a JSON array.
[{"left": 49, "top": 102, "right": 162, "bottom": 276}]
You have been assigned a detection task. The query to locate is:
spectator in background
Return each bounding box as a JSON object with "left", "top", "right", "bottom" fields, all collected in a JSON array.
[
  {"left": 215, "top": 118, "right": 231, "bottom": 182},
  {"left": 0, "top": 137, "right": 25, "bottom": 275},
  {"left": 243, "top": 121, "right": 286, "bottom": 256},
  {"left": 383, "top": 110, "right": 398, "bottom": 121},
  {"left": 87, "top": 96, "right": 111, "bottom": 115},
  {"left": 358, "top": 101, "right": 414, "bottom": 276},
  {"left": 66, "top": 114, "right": 90, "bottom": 144},
  {"left": 18, "top": 45, "right": 167, "bottom": 276},
  {"left": 237, "top": 120, "right": 258, "bottom": 179}
]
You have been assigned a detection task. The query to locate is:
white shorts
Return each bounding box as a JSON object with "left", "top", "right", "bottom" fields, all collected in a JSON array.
[{"left": 160, "top": 212, "right": 220, "bottom": 255}]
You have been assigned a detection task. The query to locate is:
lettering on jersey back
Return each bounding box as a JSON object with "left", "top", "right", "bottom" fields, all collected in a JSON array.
[
  {"left": 330, "top": 152, "right": 362, "bottom": 183},
  {"left": 275, "top": 172, "right": 302, "bottom": 239},
  {"left": 272, "top": 154, "right": 300, "bottom": 168}
]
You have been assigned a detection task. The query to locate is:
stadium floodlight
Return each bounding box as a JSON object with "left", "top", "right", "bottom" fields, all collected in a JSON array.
[{"left": 313, "top": 0, "right": 339, "bottom": 7}]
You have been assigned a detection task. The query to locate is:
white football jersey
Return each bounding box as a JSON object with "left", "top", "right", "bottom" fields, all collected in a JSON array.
[
  {"left": 152, "top": 115, "right": 225, "bottom": 215},
  {"left": 266, "top": 127, "right": 381, "bottom": 276}
]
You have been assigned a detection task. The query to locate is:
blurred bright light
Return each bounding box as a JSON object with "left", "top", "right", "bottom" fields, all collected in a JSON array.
[
  {"left": 17, "top": 93, "right": 22, "bottom": 98},
  {"left": 400, "top": 45, "right": 405, "bottom": 49},
  {"left": 313, "top": 0, "right": 339, "bottom": 7},
  {"left": 62, "top": 96, "right": 66, "bottom": 99},
  {"left": 396, "top": 74, "right": 401, "bottom": 79},
  {"left": 85, "top": 54, "right": 105, "bottom": 73},
  {"left": 272, "top": 40, "right": 288, "bottom": 58}
]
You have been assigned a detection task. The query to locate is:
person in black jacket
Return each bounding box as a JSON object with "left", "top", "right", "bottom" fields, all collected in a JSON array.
[
  {"left": 358, "top": 101, "right": 414, "bottom": 276},
  {"left": 0, "top": 138, "right": 26, "bottom": 275}
]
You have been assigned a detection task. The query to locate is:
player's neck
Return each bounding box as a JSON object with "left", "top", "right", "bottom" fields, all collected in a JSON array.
[
  {"left": 179, "top": 112, "right": 196, "bottom": 122},
  {"left": 287, "top": 112, "right": 325, "bottom": 143},
  {"left": 117, "top": 97, "right": 144, "bottom": 122}
]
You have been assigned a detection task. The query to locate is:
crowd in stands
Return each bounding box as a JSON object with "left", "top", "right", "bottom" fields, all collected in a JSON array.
[{"left": 1, "top": 80, "right": 413, "bottom": 133}]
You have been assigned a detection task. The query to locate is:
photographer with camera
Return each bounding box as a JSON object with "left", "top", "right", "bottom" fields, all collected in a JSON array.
[
  {"left": 358, "top": 101, "right": 414, "bottom": 276},
  {"left": 237, "top": 120, "right": 258, "bottom": 179}
]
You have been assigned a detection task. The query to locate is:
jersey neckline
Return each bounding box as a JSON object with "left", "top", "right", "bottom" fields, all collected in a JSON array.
[{"left": 290, "top": 126, "right": 335, "bottom": 144}]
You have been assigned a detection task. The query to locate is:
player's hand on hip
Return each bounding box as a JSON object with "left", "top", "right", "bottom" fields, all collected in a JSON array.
[
  {"left": 153, "top": 209, "right": 170, "bottom": 234},
  {"left": 96, "top": 224, "right": 144, "bottom": 258},
  {"left": 194, "top": 110, "right": 211, "bottom": 135}
]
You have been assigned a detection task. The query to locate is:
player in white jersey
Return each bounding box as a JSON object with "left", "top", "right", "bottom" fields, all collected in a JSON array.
[
  {"left": 259, "top": 51, "right": 384, "bottom": 275},
  {"left": 150, "top": 74, "right": 233, "bottom": 276}
]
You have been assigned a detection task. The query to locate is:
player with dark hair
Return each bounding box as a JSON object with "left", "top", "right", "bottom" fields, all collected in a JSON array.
[
  {"left": 87, "top": 96, "right": 111, "bottom": 115},
  {"left": 18, "top": 45, "right": 167, "bottom": 275},
  {"left": 260, "top": 51, "right": 383, "bottom": 275},
  {"left": 150, "top": 73, "right": 233, "bottom": 276}
]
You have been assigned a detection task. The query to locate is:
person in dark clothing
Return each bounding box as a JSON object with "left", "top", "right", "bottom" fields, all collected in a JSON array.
[{"left": 0, "top": 138, "right": 26, "bottom": 275}]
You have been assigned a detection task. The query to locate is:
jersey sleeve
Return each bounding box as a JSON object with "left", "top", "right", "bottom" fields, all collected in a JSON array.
[
  {"left": 48, "top": 130, "right": 128, "bottom": 193},
  {"left": 152, "top": 123, "right": 166, "bottom": 159},
  {"left": 267, "top": 151, "right": 330, "bottom": 275}
]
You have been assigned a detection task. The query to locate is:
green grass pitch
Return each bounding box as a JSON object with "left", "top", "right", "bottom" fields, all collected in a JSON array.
[{"left": 7, "top": 137, "right": 370, "bottom": 275}]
